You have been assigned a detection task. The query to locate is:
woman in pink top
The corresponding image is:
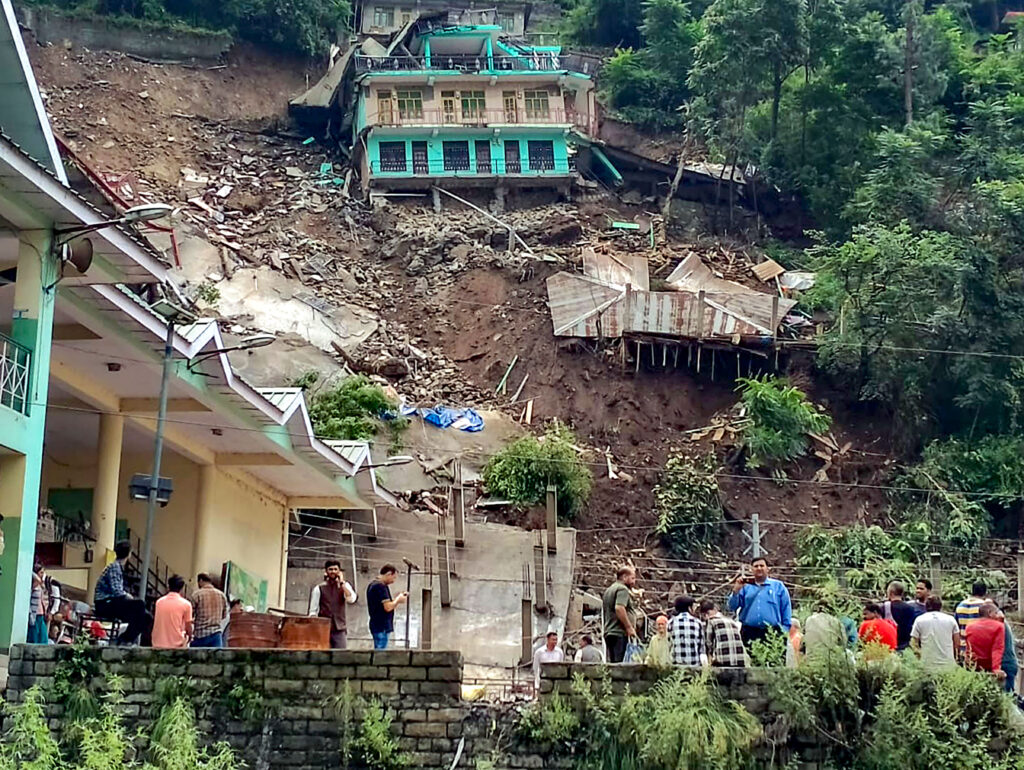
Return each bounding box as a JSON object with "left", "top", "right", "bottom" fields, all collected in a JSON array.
[{"left": 151, "top": 575, "right": 193, "bottom": 648}]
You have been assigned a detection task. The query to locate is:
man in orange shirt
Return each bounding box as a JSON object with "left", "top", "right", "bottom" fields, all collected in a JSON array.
[
  {"left": 964, "top": 602, "right": 1007, "bottom": 681},
  {"left": 152, "top": 575, "right": 193, "bottom": 649},
  {"left": 859, "top": 603, "right": 897, "bottom": 652}
]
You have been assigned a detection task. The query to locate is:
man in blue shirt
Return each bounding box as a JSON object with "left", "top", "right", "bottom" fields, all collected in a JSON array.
[
  {"left": 94, "top": 541, "right": 152, "bottom": 646},
  {"left": 728, "top": 557, "right": 792, "bottom": 663}
]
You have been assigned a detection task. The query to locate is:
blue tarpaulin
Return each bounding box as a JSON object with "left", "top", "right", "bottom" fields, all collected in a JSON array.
[{"left": 405, "top": 406, "right": 485, "bottom": 432}]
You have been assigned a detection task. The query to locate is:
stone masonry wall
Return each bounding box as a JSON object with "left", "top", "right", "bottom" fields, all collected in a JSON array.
[{"left": 6, "top": 646, "right": 823, "bottom": 769}]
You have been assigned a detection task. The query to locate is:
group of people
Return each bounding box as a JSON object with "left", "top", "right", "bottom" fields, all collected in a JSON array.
[
  {"left": 573, "top": 559, "right": 1020, "bottom": 692},
  {"left": 306, "top": 560, "right": 408, "bottom": 649}
]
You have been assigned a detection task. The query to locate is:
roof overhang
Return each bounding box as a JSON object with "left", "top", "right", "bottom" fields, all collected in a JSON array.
[
  {"left": 52, "top": 281, "right": 395, "bottom": 509},
  {"left": 0, "top": 133, "right": 170, "bottom": 285}
]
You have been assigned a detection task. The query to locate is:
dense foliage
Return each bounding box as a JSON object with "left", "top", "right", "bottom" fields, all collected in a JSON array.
[
  {"left": 736, "top": 375, "right": 831, "bottom": 468},
  {"left": 300, "top": 373, "right": 406, "bottom": 443},
  {"left": 26, "top": 0, "right": 347, "bottom": 54},
  {"left": 652, "top": 452, "right": 722, "bottom": 555},
  {"left": 516, "top": 671, "right": 761, "bottom": 770},
  {"left": 482, "top": 423, "right": 593, "bottom": 521}
]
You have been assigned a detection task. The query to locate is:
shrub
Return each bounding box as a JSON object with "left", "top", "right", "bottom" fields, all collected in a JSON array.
[
  {"left": 516, "top": 692, "right": 579, "bottom": 744},
  {"left": 302, "top": 374, "right": 406, "bottom": 442},
  {"left": 331, "top": 682, "right": 409, "bottom": 770},
  {"left": 736, "top": 375, "right": 831, "bottom": 467},
  {"left": 653, "top": 452, "right": 722, "bottom": 555},
  {"left": 483, "top": 423, "right": 592, "bottom": 521}
]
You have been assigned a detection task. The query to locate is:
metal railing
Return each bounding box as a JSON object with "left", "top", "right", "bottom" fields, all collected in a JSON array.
[
  {"left": 367, "top": 107, "right": 594, "bottom": 133},
  {"left": 370, "top": 157, "right": 572, "bottom": 176},
  {"left": 0, "top": 332, "right": 30, "bottom": 415},
  {"left": 355, "top": 53, "right": 565, "bottom": 74}
]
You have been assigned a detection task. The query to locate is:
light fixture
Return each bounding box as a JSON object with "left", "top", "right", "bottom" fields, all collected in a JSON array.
[
  {"left": 364, "top": 455, "right": 415, "bottom": 469},
  {"left": 54, "top": 202, "right": 173, "bottom": 238},
  {"left": 149, "top": 296, "right": 198, "bottom": 324},
  {"left": 186, "top": 333, "right": 277, "bottom": 373},
  {"left": 128, "top": 473, "right": 173, "bottom": 506}
]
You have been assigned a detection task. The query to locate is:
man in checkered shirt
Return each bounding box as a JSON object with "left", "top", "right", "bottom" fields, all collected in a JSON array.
[
  {"left": 699, "top": 599, "right": 747, "bottom": 667},
  {"left": 668, "top": 595, "right": 706, "bottom": 666}
]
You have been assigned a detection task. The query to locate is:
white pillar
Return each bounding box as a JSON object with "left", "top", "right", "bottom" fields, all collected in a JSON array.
[{"left": 190, "top": 464, "right": 216, "bottom": 580}]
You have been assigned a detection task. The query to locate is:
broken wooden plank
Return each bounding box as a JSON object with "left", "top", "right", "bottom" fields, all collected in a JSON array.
[
  {"left": 510, "top": 373, "right": 530, "bottom": 403},
  {"left": 495, "top": 355, "right": 519, "bottom": 395},
  {"left": 751, "top": 258, "right": 785, "bottom": 282}
]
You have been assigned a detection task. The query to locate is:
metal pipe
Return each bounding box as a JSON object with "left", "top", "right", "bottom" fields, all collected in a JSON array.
[{"left": 139, "top": 320, "right": 174, "bottom": 604}]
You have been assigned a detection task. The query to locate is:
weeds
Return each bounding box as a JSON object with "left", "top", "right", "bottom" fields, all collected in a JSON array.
[
  {"left": 331, "top": 681, "right": 409, "bottom": 770},
  {"left": 653, "top": 451, "right": 722, "bottom": 555}
]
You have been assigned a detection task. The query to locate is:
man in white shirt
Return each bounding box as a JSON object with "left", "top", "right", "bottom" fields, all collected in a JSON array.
[
  {"left": 533, "top": 631, "right": 565, "bottom": 690},
  {"left": 910, "top": 595, "right": 960, "bottom": 670}
]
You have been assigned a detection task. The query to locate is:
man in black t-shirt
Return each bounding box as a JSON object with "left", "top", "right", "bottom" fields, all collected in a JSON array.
[
  {"left": 883, "top": 580, "right": 917, "bottom": 651},
  {"left": 366, "top": 564, "right": 408, "bottom": 649}
]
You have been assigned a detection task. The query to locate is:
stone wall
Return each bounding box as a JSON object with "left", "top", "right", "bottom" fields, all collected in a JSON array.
[
  {"left": 17, "top": 6, "right": 232, "bottom": 61},
  {"left": 6, "top": 646, "right": 819, "bottom": 769}
]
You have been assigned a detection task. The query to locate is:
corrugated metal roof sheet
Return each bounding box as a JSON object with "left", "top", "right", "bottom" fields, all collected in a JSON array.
[
  {"left": 582, "top": 248, "right": 649, "bottom": 290},
  {"left": 257, "top": 388, "right": 304, "bottom": 412},
  {"left": 547, "top": 254, "right": 796, "bottom": 342}
]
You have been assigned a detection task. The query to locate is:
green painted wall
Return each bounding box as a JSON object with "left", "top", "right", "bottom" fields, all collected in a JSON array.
[
  {"left": 367, "top": 129, "right": 570, "bottom": 178},
  {"left": 0, "top": 517, "right": 24, "bottom": 647}
]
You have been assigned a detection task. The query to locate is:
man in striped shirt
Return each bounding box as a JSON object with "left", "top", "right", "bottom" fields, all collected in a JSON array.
[
  {"left": 955, "top": 581, "right": 988, "bottom": 655},
  {"left": 668, "top": 595, "right": 706, "bottom": 666}
]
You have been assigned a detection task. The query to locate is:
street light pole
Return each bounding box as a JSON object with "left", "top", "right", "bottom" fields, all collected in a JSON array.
[{"left": 139, "top": 319, "right": 174, "bottom": 604}]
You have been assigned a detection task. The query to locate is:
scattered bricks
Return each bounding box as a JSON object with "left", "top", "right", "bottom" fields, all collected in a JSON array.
[
  {"left": 427, "top": 666, "right": 460, "bottom": 682},
  {"left": 388, "top": 666, "right": 427, "bottom": 681},
  {"left": 427, "top": 708, "right": 464, "bottom": 722},
  {"left": 406, "top": 721, "right": 448, "bottom": 738},
  {"left": 362, "top": 680, "right": 400, "bottom": 696},
  {"left": 404, "top": 709, "right": 428, "bottom": 722},
  {"left": 371, "top": 650, "right": 411, "bottom": 666}
]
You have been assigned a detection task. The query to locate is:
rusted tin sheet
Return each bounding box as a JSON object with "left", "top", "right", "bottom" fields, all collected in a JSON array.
[
  {"left": 546, "top": 272, "right": 626, "bottom": 337},
  {"left": 547, "top": 271, "right": 795, "bottom": 340},
  {"left": 582, "top": 248, "right": 650, "bottom": 290}
]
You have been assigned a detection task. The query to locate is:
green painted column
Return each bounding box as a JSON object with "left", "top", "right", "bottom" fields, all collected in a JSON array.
[{"left": 0, "top": 230, "right": 57, "bottom": 648}]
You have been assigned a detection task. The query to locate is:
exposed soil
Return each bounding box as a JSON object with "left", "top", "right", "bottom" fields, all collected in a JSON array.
[{"left": 27, "top": 37, "right": 897, "bottom": 590}]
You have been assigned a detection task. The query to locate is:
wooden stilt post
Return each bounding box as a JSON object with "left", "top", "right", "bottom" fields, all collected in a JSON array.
[
  {"left": 521, "top": 563, "right": 533, "bottom": 664},
  {"left": 533, "top": 531, "right": 547, "bottom": 610},
  {"left": 546, "top": 485, "right": 558, "bottom": 555}
]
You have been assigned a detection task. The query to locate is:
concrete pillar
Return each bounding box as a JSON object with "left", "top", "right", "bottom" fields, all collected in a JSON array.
[
  {"left": 432, "top": 187, "right": 442, "bottom": 213},
  {"left": 0, "top": 231, "right": 57, "bottom": 648},
  {"left": 546, "top": 485, "right": 557, "bottom": 555},
  {"left": 190, "top": 464, "right": 216, "bottom": 580},
  {"left": 88, "top": 413, "right": 124, "bottom": 598}
]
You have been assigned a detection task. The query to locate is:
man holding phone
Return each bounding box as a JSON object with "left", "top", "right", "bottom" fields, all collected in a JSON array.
[
  {"left": 309, "top": 559, "right": 357, "bottom": 649},
  {"left": 367, "top": 563, "right": 408, "bottom": 649},
  {"left": 728, "top": 556, "right": 792, "bottom": 661}
]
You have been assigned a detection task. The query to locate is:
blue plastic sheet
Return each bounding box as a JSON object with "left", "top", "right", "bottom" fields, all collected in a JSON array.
[{"left": 416, "top": 406, "right": 484, "bottom": 432}]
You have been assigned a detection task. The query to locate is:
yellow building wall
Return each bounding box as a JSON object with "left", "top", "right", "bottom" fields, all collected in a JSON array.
[
  {"left": 41, "top": 448, "right": 289, "bottom": 601},
  {"left": 200, "top": 468, "right": 287, "bottom": 606}
]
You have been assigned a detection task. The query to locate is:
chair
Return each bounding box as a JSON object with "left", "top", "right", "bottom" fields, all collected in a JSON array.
[{"left": 75, "top": 612, "right": 122, "bottom": 643}]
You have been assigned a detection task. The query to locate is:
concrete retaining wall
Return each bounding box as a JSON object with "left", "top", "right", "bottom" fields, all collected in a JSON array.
[{"left": 16, "top": 6, "right": 231, "bottom": 61}]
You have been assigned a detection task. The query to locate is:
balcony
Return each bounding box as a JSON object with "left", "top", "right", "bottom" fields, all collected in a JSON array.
[
  {"left": 0, "top": 331, "right": 30, "bottom": 415},
  {"left": 368, "top": 107, "right": 594, "bottom": 133},
  {"left": 354, "top": 53, "right": 565, "bottom": 75},
  {"left": 370, "top": 157, "right": 573, "bottom": 177}
]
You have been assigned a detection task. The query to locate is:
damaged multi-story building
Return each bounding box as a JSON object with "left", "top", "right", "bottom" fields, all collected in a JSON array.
[
  {"left": 348, "top": 15, "right": 596, "bottom": 202},
  {"left": 354, "top": 0, "right": 533, "bottom": 38}
]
